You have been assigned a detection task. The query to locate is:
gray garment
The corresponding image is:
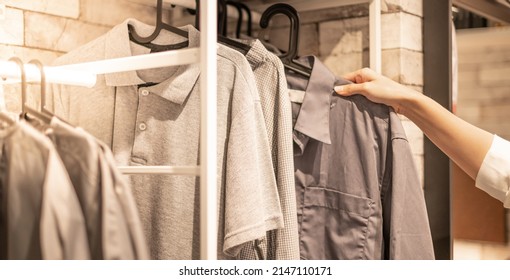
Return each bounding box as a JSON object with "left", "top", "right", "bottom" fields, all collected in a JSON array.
[
  {"left": 46, "top": 118, "right": 149, "bottom": 259},
  {"left": 235, "top": 40, "right": 300, "bottom": 260},
  {"left": 0, "top": 121, "right": 89, "bottom": 259},
  {"left": 49, "top": 19, "right": 282, "bottom": 260},
  {"left": 287, "top": 56, "right": 434, "bottom": 260}
]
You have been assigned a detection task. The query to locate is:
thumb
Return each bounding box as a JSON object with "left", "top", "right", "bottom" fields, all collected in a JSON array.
[{"left": 334, "top": 83, "right": 367, "bottom": 97}]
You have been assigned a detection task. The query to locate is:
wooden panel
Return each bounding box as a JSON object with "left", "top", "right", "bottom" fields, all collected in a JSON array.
[{"left": 452, "top": 163, "right": 506, "bottom": 243}]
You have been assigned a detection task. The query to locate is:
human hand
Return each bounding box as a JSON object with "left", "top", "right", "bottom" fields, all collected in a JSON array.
[{"left": 334, "top": 68, "right": 419, "bottom": 114}]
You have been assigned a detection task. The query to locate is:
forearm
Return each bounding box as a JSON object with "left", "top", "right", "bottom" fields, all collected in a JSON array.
[{"left": 400, "top": 91, "right": 493, "bottom": 180}]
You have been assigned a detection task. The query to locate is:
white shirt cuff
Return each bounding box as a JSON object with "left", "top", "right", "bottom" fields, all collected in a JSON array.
[{"left": 475, "top": 135, "right": 510, "bottom": 208}]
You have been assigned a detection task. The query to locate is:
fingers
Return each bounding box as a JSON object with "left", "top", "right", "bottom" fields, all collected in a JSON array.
[
  {"left": 342, "top": 67, "right": 377, "bottom": 83},
  {"left": 334, "top": 83, "right": 369, "bottom": 97},
  {"left": 342, "top": 70, "right": 361, "bottom": 83}
]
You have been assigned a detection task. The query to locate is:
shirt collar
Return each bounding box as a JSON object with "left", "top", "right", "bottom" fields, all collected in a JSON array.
[
  {"left": 104, "top": 19, "right": 201, "bottom": 105},
  {"left": 288, "top": 56, "right": 335, "bottom": 145},
  {"left": 243, "top": 39, "right": 271, "bottom": 68}
]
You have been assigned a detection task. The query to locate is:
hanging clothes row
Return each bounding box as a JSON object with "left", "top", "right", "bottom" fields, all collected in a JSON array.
[
  {"left": 0, "top": 118, "right": 150, "bottom": 260},
  {"left": 0, "top": 59, "right": 149, "bottom": 260},
  {"left": 2, "top": 1, "right": 435, "bottom": 260},
  {"left": 49, "top": 18, "right": 287, "bottom": 260}
]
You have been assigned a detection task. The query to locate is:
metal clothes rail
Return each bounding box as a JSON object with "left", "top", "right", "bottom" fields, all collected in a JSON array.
[{"left": 0, "top": 48, "right": 200, "bottom": 88}]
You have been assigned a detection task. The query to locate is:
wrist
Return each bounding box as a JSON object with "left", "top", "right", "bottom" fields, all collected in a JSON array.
[{"left": 394, "top": 87, "right": 422, "bottom": 116}]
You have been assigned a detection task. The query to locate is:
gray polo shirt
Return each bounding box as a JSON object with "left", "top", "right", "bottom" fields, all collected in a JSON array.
[
  {"left": 287, "top": 56, "right": 434, "bottom": 260},
  {"left": 49, "top": 19, "right": 282, "bottom": 260},
  {"left": 0, "top": 121, "right": 89, "bottom": 259}
]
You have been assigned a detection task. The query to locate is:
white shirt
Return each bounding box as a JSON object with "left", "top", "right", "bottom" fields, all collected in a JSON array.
[{"left": 475, "top": 135, "right": 510, "bottom": 208}]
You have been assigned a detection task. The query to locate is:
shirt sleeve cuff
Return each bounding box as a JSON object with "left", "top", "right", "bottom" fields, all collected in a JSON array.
[{"left": 475, "top": 135, "right": 510, "bottom": 208}]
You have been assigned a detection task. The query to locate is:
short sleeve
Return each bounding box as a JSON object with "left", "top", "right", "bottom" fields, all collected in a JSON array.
[{"left": 475, "top": 135, "right": 510, "bottom": 208}]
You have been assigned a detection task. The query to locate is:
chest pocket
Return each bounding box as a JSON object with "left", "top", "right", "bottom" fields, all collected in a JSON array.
[{"left": 299, "top": 187, "right": 374, "bottom": 260}]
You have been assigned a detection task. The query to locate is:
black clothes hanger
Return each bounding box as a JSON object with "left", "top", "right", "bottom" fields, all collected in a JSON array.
[
  {"left": 195, "top": 0, "right": 227, "bottom": 34},
  {"left": 237, "top": 2, "right": 253, "bottom": 37},
  {"left": 218, "top": 0, "right": 228, "bottom": 36},
  {"left": 8, "top": 57, "right": 51, "bottom": 124},
  {"left": 193, "top": 0, "right": 252, "bottom": 55},
  {"left": 227, "top": 1, "right": 252, "bottom": 38},
  {"left": 128, "top": 0, "right": 189, "bottom": 50},
  {"left": 226, "top": 1, "right": 243, "bottom": 38},
  {"left": 192, "top": 0, "right": 200, "bottom": 29},
  {"left": 260, "top": 3, "right": 312, "bottom": 77},
  {"left": 217, "top": 0, "right": 251, "bottom": 54}
]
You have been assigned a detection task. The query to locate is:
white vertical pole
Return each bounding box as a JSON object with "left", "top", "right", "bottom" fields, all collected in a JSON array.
[
  {"left": 199, "top": 0, "right": 218, "bottom": 260},
  {"left": 369, "top": 0, "right": 382, "bottom": 73}
]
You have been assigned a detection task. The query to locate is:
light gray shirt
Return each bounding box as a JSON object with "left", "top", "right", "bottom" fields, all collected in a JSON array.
[
  {"left": 46, "top": 117, "right": 149, "bottom": 259},
  {"left": 0, "top": 121, "right": 89, "bottom": 259},
  {"left": 49, "top": 19, "right": 282, "bottom": 260}
]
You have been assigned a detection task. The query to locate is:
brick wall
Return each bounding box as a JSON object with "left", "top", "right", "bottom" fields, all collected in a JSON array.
[
  {"left": 0, "top": 0, "right": 166, "bottom": 111},
  {"left": 456, "top": 28, "right": 510, "bottom": 140},
  {"left": 257, "top": 0, "right": 425, "bottom": 187}
]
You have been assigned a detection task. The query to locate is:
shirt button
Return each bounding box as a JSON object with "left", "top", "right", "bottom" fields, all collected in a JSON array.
[
  {"left": 141, "top": 89, "right": 149, "bottom": 96},
  {"left": 139, "top": 122, "right": 147, "bottom": 131}
]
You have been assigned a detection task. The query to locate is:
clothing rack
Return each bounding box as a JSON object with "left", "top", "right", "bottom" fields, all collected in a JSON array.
[
  {"left": 0, "top": 0, "right": 382, "bottom": 260},
  {"left": 0, "top": 0, "right": 218, "bottom": 260},
  {"left": 163, "top": 0, "right": 380, "bottom": 72},
  {"left": 0, "top": 50, "right": 211, "bottom": 176}
]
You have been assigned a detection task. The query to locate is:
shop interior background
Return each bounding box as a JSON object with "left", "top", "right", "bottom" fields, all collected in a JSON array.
[
  {"left": 0, "top": 0, "right": 509, "bottom": 259},
  {"left": 452, "top": 2, "right": 510, "bottom": 260}
]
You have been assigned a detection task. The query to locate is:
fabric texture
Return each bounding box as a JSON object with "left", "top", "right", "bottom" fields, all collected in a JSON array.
[
  {"left": 287, "top": 56, "right": 435, "bottom": 260},
  {"left": 475, "top": 135, "right": 510, "bottom": 208},
  {"left": 49, "top": 19, "right": 282, "bottom": 260},
  {"left": 0, "top": 121, "right": 89, "bottom": 259},
  {"left": 233, "top": 39, "right": 300, "bottom": 260},
  {"left": 45, "top": 117, "right": 149, "bottom": 259}
]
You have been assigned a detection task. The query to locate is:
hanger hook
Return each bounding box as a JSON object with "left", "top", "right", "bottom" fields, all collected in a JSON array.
[
  {"left": 218, "top": 0, "right": 227, "bottom": 36},
  {"left": 129, "top": 0, "right": 163, "bottom": 43},
  {"left": 226, "top": 1, "right": 243, "bottom": 39},
  {"left": 129, "top": 0, "right": 187, "bottom": 43},
  {"left": 28, "top": 59, "right": 46, "bottom": 112},
  {"left": 194, "top": 0, "right": 200, "bottom": 29},
  {"left": 236, "top": 2, "right": 252, "bottom": 37},
  {"left": 260, "top": 3, "right": 300, "bottom": 61},
  {"left": 8, "top": 57, "right": 27, "bottom": 114}
]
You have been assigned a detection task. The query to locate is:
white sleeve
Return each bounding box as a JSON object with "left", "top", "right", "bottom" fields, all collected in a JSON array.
[{"left": 475, "top": 135, "right": 510, "bottom": 208}]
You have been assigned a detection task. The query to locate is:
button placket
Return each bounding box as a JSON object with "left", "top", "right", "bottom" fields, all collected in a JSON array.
[
  {"left": 137, "top": 88, "right": 149, "bottom": 132},
  {"left": 130, "top": 86, "right": 151, "bottom": 163}
]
